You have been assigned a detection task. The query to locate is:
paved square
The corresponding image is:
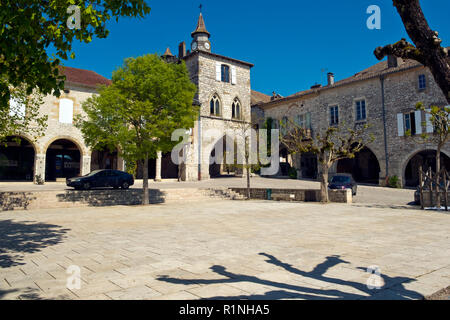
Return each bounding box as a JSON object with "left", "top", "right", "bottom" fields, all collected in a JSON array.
[{"left": 1, "top": 198, "right": 449, "bottom": 300}]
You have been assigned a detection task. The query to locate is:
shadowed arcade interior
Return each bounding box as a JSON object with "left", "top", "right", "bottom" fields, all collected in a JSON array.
[{"left": 0, "top": 136, "right": 35, "bottom": 181}]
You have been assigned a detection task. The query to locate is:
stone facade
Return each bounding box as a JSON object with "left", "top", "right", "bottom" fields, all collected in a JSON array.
[
  {"left": 253, "top": 58, "right": 450, "bottom": 187},
  {"left": 1, "top": 77, "right": 117, "bottom": 183},
  {"left": 181, "top": 50, "right": 252, "bottom": 181}
]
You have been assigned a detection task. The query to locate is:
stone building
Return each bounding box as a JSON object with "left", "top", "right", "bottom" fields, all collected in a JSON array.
[
  {"left": 252, "top": 56, "right": 450, "bottom": 187},
  {"left": 0, "top": 67, "right": 120, "bottom": 183},
  {"left": 137, "top": 13, "right": 254, "bottom": 181},
  {"left": 1, "top": 13, "right": 253, "bottom": 183}
]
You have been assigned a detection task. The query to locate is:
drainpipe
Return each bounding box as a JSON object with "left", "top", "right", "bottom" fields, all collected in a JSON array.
[{"left": 380, "top": 75, "right": 389, "bottom": 178}]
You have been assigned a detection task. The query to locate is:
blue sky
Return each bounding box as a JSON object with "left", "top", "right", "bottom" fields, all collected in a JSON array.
[{"left": 63, "top": 0, "right": 450, "bottom": 97}]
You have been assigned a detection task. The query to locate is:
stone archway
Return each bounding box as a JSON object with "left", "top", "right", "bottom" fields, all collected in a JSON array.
[
  {"left": 336, "top": 146, "right": 381, "bottom": 184},
  {"left": 45, "top": 139, "right": 82, "bottom": 181},
  {"left": 404, "top": 149, "right": 450, "bottom": 187},
  {"left": 0, "top": 136, "right": 37, "bottom": 181},
  {"left": 209, "top": 135, "right": 238, "bottom": 178}
]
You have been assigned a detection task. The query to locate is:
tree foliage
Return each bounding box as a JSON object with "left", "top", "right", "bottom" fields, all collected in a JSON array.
[
  {"left": 0, "top": 84, "right": 47, "bottom": 143},
  {"left": 0, "top": 0, "right": 151, "bottom": 109},
  {"left": 76, "top": 54, "right": 198, "bottom": 204}
]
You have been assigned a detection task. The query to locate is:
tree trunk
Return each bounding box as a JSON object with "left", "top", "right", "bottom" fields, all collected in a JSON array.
[
  {"left": 375, "top": 0, "right": 450, "bottom": 103},
  {"left": 320, "top": 162, "right": 330, "bottom": 203},
  {"left": 246, "top": 165, "right": 251, "bottom": 200},
  {"left": 435, "top": 148, "right": 441, "bottom": 209},
  {"left": 142, "top": 156, "right": 149, "bottom": 205}
]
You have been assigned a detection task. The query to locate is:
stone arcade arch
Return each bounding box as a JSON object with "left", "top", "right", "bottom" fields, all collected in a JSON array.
[
  {"left": 45, "top": 139, "right": 82, "bottom": 181},
  {"left": 209, "top": 135, "right": 240, "bottom": 178},
  {"left": 336, "top": 146, "right": 381, "bottom": 184},
  {"left": 0, "top": 136, "right": 36, "bottom": 181},
  {"left": 403, "top": 149, "right": 450, "bottom": 187}
]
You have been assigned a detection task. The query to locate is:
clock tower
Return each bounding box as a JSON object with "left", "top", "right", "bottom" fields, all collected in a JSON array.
[{"left": 191, "top": 13, "right": 211, "bottom": 53}]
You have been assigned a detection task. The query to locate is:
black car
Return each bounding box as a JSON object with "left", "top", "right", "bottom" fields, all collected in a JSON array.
[
  {"left": 328, "top": 174, "right": 357, "bottom": 196},
  {"left": 67, "top": 170, "right": 134, "bottom": 190}
]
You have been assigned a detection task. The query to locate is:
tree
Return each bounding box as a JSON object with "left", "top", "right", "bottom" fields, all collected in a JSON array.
[
  {"left": 233, "top": 120, "right": 259, "bottom": 200},
  {"left": 374, "top": 0, "right": 450, "bottom": 103},
  {"left": 281, "top": 121, "right": 373, "bottom": 203},
  {"left": 414, "top": 102, "right": 450, "bottom": 208},
  {"left": 0, "top": 0, "right": 151, "bottom": 109},
  {"left": 76, "top": 54, "right": 198, "bottom": 205},
  {"left": 0, "top": 84, "right": 47, "bottom": 143}
]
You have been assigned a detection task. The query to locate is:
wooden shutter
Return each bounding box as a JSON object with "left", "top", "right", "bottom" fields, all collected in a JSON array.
[
  {"left": 397, "top": 113, "right": 404, "bottom": 136},
  {"left": 231, "top": 66, "right": 237, "bottom": 84},
  {"left": 59, "top": 98, "right": 74, "bottom": 124},
  {"left": 425, "top": 109, "right": 433, "bottom": 133},
  {"left": 306, "top": 112, "right": 311, "bottom": 129},
  {"left": 215, "top": 63, "right": 221, "bottom": 81},
  {"left": 414, "top": 110, "right": 422, "bottom": 135}
]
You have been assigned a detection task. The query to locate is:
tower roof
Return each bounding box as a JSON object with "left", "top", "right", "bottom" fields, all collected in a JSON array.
[
  {"left": 191, "top": 13, "right": 210, "bottom": 37},
  {"left": 162, "top": 47, "right": 174, "bottom": 57}
]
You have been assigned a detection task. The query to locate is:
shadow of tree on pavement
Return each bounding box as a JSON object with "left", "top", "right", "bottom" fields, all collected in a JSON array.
[
  {"left": 157, "top": 253, "right": 422, "bottom": 300},
  {"left": 0, "top": 219, "right": 70, "bottom": 268}
]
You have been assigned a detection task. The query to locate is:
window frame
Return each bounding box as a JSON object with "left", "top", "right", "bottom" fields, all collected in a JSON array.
[
  {"left": 221, "top": 64, "right": 230, "bottom": 83},
  {"left": 209, "top": 94, "right": 221, "bottom": 117},
  {"left": 329, "top": 105, "right": 339, "bottom": 126},
  {"left": 418, "top": 74, "right": 426, "bottom": 90},
  {"left": 231, "top": 98, "right": 241, "bottom": 120},
  {"left": 355, "top": 99, "right": 367, "bottom": 122}
]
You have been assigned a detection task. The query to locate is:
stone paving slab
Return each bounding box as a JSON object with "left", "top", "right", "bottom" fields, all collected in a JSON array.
[{"left": 0, "top": 199, "right": 449, "bottom": 300}]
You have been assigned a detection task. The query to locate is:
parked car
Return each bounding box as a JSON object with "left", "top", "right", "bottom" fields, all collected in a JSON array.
[
  {"left": 328, "top": 174, "right": 357, "bottom": 196},
  {"left": 67, "top": 170, "right": 134, "bottom": 190}
]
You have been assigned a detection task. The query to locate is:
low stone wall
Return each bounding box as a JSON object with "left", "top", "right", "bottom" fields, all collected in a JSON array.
[
  {"left": 421, "top": 191, "right": 450, "bottom": 207},
  {"left": 0, "top": 188, "right": 224, "bottom": 211},
  {"left": 230, "top": 188, "right": 352, "bottom": 203}
]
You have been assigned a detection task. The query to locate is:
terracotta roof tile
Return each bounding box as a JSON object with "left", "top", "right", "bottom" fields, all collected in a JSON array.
[
  {"left": 59, "top": 66, "right": 112, "bottom": 88},
  {"left": 251, "top": 90, "right": 271, "bottom": 105},
  {"left": 191, "top": 13, "right": 210, "bottom": 37}
]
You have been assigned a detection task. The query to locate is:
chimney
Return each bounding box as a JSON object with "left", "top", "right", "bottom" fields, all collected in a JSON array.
[
  {"left": 311, "top": 83, "right": 322, "bottom": 89},
  {"left": 387, "top": 55, "right": 403, "bottom": 68},
  {"left": 178, "top": 42, "right": 186, "bottom": 58},
  {"left": 327, "top": 72, "right": 335, "bottom": 86}
]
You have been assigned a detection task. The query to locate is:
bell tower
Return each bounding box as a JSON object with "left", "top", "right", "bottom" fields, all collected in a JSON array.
[{"left": 191, "top": 13, "right": 211, "bottom": 53}]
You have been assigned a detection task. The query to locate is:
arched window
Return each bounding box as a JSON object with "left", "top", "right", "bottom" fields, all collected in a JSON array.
[
  {"left": 59, "top": 98, "right": 74, "bottom": 124},
  {"left": 232, "top": 98, "right": 241, "bottom": 119},
  {"left": 210, "top": 94, "right": 221, "bottom": 117},
  {"left": 221, "top": 65, "right": 230, "bottom": 83}
]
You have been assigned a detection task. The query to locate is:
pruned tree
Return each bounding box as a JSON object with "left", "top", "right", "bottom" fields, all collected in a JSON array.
[
  {"left": 374, "top": 0, "right": 450, "bottom": 103},
  {"left": 76, "top": 54, "right": 198, "bottom": 205},
  {"left": 413, "top": 102, "right": 450, "bottom": 208},
  {"left": 0, "top": 84, "right": 46, "bottom": 143},
  {"left": 232, "top": 119, "right": 260, "bottom": 200},
  {"left": 0, "top": 0, "right": 151, "bottom": 109},
  {"left": 281, "top": 122, "right": 373, "bottom": 203}
]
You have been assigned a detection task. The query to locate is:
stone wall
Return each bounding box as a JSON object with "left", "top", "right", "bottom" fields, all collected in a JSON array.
[
  {"left": 183, "top": 51, "right": 252, "bottom": 181},
  {"left": 230, "top": 187, "right": 352, "bottom": 203},
  {"left": 0, "top": 188, "right": 230, "bottom": 211}
]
